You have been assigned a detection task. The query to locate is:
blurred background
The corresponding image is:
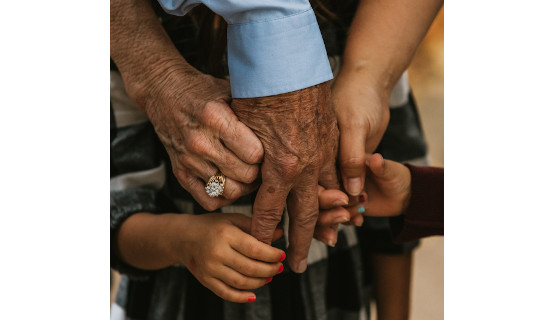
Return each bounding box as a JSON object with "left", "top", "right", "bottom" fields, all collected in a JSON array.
[
  {"left": 402, "top": 7, "right": 444, "bottom": 320},
  {"left": 111, "top": 8, "right": 444, "bottom": 319}
]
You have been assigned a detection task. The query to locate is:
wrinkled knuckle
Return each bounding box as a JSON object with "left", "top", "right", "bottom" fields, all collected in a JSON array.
[
  {"left": 174, "top": 168, "right": 197, "bottom": 191},
  {"left": 224, "top": 189, "right": 240, "bottom": 201},
  {"left": 252, "top": 214, "right": 282, "bottom": 241},
  {"left": 224, "top": 185, "right": 242, "bottom": 201},
  {"left": 246, "top": 145, "right": 264, "bottom": 164},
  {"left": 258, "top": 210, "right": 283, "bottom": 226},
  {"left": 341, "top": 156, "right": 365, "bottom": 170},
  {"left": 313, "top": 153, "right": 324, "bottom": 168},
  {"left": 293, "top": 211, "right": 318, "bottom": 228},
  {"left": 275, "top": 154, "right": 302, "bottom": 178},
  {"left": 348, "top": 118, "right": 367, "bottom": 130},
  {"left": 199, "top": 102, "right": 221, "bottom": 124},
  {"left": 203, "top": 102, "right": 232, "bottom": 134},
  {"left": 186, "top": 134, "right": 210, "bottom": 156},
  {"left": 242, "top": 165, "right": 259, "bottom": 184}
]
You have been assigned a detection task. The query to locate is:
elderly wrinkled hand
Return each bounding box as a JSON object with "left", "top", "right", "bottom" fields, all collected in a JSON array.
[
  {"left": 126, "top": 64, "right": 265, "bottom": 211},
  {"left": 231, "top": 81, "right": 340, "bottom": 273}
]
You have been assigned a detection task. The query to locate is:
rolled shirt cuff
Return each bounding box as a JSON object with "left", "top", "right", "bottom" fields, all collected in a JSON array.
[{"left": 227, "top": 8, "right": 333, "bottom": 98}]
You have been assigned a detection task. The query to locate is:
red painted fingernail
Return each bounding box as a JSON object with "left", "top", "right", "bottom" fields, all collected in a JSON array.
[
  {"left": 279, "top": 252, "right": 286, "bottom": 262},
  {"left": 266, "top": 277, "right": 273, "bottom": 283},
  {"left": 359, "top": 194, "right": 366, "bottom": 202},
  {"left": 248, "top": 296, "right": 256, "bottom": 302},
  {"left": 278, "top": 264, "right": 284, "bottom": 274}
]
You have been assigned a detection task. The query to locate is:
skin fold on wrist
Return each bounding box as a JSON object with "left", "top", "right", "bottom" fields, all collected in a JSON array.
[{"left": 335, "top": 60, "right": 399, "bottom": 98}]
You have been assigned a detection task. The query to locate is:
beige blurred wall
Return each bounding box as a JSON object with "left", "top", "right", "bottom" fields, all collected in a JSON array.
[
  {"left": 370, "top": 7, "right": 445, "bottom": 320},
  {"left": 408, "top": 7, "right": 444, "bottom": 320}
]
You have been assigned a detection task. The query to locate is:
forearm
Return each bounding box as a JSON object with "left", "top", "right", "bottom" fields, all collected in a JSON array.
[
  {"left": 390, "top": 165, "right": 444, "bottom": 242},
  {"left": 110, "top": 0, "right": 200, "bottom": 107},
  {"left": 371, "top": 252, "right": 413, "bottom": 320},
  {"left": 340, "top": 0, "right": 443, "bottom": 91},
  {"left": 117, "top": 212, "right": 189, "bottom": 270}
]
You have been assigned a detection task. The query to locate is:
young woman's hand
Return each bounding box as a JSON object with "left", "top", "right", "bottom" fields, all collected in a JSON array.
[{"left": 332, "top": 70, "right": 390, "bottom": 198}]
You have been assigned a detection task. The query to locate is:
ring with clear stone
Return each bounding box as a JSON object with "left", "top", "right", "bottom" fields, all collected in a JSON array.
[{"left": 205, "top": 173, "right": 226, "bottom": 198}]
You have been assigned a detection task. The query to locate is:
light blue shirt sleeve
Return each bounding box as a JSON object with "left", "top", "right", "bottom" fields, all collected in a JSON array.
[{"left": 157, "top": 0, "right": 333, "bottom": 98}]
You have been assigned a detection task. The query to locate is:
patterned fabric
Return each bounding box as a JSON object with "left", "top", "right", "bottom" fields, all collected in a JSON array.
[{"left": 110, "top": 2, "right": 427, "bottom": 319}]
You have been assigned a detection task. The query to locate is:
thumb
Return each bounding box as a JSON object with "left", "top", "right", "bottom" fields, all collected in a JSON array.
[
  {"left": 367, "top": 153, "right": 398, "bottom": 182},
  {"left": 339, "top": 126, "right": 367, "bottom": 196}
]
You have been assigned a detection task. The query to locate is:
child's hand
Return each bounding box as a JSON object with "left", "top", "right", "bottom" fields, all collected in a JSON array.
[
  {"left": 345, "top": 153, "right": 411, "bottom": 218},
  {"left": 314, "top": 153, "right": 412, "bottom": 246},
  {"left": 175, "top": 213, "right": 286, "bottom": 303}
]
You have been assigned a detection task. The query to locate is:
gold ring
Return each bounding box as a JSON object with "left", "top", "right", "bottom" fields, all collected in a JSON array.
[{"left": 205, "top": 173, "right": 226, "bottom": 197}]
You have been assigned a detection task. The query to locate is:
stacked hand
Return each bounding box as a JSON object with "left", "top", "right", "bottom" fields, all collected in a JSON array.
[
  {"left": 231, "top": 82, "right": 340, "bottom": 273},
  {"left": 314, "top": 153, "right": 412, "bottom": 246},
  {"left": 128, "top": 66, "right": 265, "bottom": 211},
  {"left": 306, "top": 67, "right": 392, "bottom": 247},
  {"left": 118, "top": 212, "right": 285, "bottom": 303},
  {"left": 332, "top": 69, "right": 390, "bottom": 198},
  {"left": 177, "top": 213, "right": 285, "bottom": 303}
]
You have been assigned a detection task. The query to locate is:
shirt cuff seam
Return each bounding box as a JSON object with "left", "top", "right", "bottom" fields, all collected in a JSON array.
[
  {"left": 228, "top": 8, "right": 313, "bottom": 27},
  {"left": 231, "top": 73, "right": 333, "bottom": 98}
]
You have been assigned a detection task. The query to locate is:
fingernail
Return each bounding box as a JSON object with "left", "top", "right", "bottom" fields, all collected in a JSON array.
[
  {"left": 359, "top": 194, "right": 366, "bottom": 202},
  {"left": 266, "top": 277, "right": 273, "bottom": 283},
  {"left": 327, "top": 240, "right": 336, "bottom": 247},
  {"left": 279, "top": 252, "right": 286, "bottom": 262},
  {"left": 296, "top": 258, "right": 308, "bottom": 273},
  {"left": 354, "top": 219, "right": 363, "bottom": 227},
  {"left": 346, "top": 177, "right": 362, "bottom": 196},
  {"left": 278, "top": 264, "right": 284, "bottom": 274},
  {"left": 357, "top": 206, "right": 365, "bottom": 214},
  {"left": 333, "top": 216, "right": 349, "bottom": 224},
  {"left": 248, "top": 296, "right": 256, "bottom": 302},
  {"left": 333, "top": 199, "right": 349, "bottom": 207}
]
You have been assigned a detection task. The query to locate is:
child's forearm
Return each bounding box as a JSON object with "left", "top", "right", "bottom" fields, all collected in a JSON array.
[
  {"left": 371, "top": 252, "right": 413, "bottom": 320},
  {"left": 116, "top": 212, "right": 191, "bottom": 270}
]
